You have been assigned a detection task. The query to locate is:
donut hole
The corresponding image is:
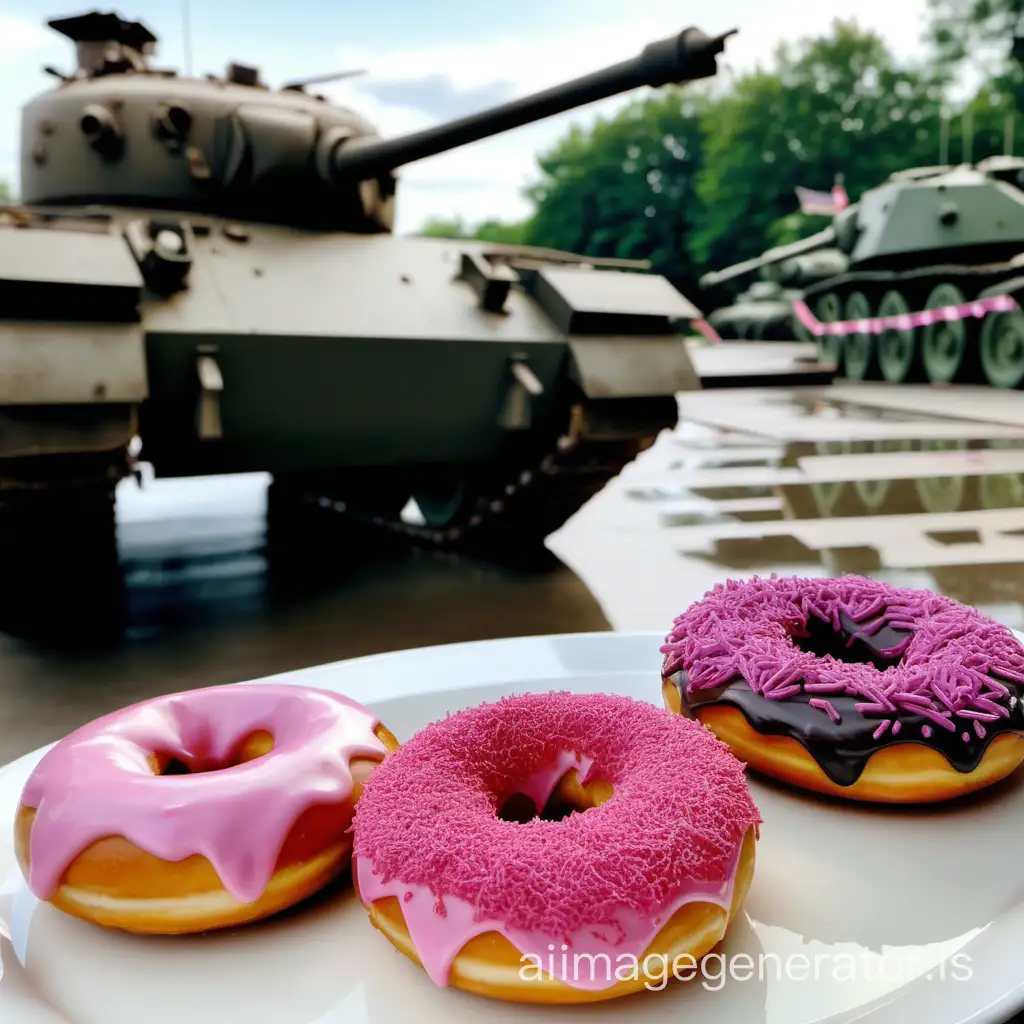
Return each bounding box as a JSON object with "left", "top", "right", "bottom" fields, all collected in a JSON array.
[
  {"left": 497, "top": 768, "right": 614, "bottom": 824},
  {"left": 792, "top": 615, "right": 904, "bottom": 670},
  {"left": 148, "top": 730, "right": 275, "bottom": 775}
]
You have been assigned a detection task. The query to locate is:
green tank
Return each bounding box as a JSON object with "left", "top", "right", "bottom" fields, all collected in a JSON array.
[
  {"left": 706, "top": 280, "right": 810, "bottom": 341},
  {"left": 1, "top": 10, "right": 741, "bottom": 641},
  {"left": 701, "top": 230, "right": 851, "bottom": 343},
  {"left": 703, "top": 160, "right": 1024, "bottom": 387}
]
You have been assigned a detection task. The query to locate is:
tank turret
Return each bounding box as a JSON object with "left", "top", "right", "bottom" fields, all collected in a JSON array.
[{"left": 21, "top": 11, "right": 734, "bottom": 232}]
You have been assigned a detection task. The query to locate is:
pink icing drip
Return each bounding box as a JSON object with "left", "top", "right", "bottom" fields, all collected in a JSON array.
[
  {"left": 19, "top": 684, "right": 388, "bottom": 903},
  {"left": 356, "top": 844, "right": 740, "bottom": 990},
  {"left": 514, "top": 749, "right": 594, "bottom": 812},
  {"left": 352, "top": 692, "right": 759, "bottom": 988},
  {"left": 660, "top": 575, "right": 1024, "bottom": 738}
]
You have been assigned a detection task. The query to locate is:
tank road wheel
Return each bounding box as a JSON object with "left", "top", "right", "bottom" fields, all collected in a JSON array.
[
  {"left": 814, "top": 293, "right": 844, "bottom": 370},
  {"left": 842, "top": 292, "right": 881, "bottom": 381},
  {"left": 979, "top": 307, "right": 1024, "bottom": 388},
  {"left": 921, "top": 283, "right": 979, "bottom": 384},
  {"left": 791, "top": 312, "right": 812, "bottom": 342},
  {"left": 876, "top": 289, "right": 925, "bottom": 383}
]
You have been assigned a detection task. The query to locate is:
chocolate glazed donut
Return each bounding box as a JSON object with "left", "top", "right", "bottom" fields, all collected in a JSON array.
[{"left": 660, "top": 575, "right": 1024, "bottom": 803}]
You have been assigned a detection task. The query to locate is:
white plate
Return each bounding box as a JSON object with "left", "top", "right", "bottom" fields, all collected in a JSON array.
[{"left": 3, "top": 630, "right": 1024, "bottom": 1024}]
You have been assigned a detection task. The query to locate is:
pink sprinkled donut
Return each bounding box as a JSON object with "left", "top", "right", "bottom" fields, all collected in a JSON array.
[
  {"left": 661, "top": 574, "right": 1024, "bottom": 803},
  {"left": 14, "top": 683, "right": 399, "bottom": 934},
  {"left": 352, "top": 691, "right": 760, "bottom": 1003}
]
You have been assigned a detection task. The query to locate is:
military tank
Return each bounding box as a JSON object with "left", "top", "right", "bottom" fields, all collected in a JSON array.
[
  {"left": 707, "top": 280, "right": 812, "bottom": 341},
  {"left": 702, "top": 233, "right": 850, "bottom": 341},
  {"left": 703, "top": 160, "right": 1024, "bottom": 387},
  {"left": 0, "top": 9, "right": 746, "bottom": 641}
]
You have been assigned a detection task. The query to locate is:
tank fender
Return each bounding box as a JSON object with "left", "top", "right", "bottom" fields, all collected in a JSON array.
[
  {"left": 0, "top": 321, "right": 147, "bottom": 406},
  {"left": 518, "top": 265, "right": 703, "bottom": 398},
  {"left": 567, "top": 336, "right": 700, "bottom": 397},
  {"left": 0, "top": 225, "right": 147, "bottom": 406}
]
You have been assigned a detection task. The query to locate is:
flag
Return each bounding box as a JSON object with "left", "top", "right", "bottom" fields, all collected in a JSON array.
[{"left": 795, "top": 182, "right": 849, "bottom": 216}]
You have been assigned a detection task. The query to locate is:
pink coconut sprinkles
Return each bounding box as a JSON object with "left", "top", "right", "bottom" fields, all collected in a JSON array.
[
  {"left": 661, "top": 575, "right": 1024, "bottom": 742},
  {"left": 352, "top": 692, "right": 759, "bottom": 951}
]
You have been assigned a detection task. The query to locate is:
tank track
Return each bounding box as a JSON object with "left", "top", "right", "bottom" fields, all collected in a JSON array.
[
  {"left": 275, "top": 395, "right": 675, "bottom": 559},
  {"left": 795, "top": 253, "right": 1024, "bottom": 387},
  {"left": 0, "top": 450, "right": 128, "bottom": 644}
]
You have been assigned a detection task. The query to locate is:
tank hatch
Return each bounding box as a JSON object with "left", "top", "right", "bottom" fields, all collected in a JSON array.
[{"left": 48, "top": 9, "right": 156, "bottom": 78}]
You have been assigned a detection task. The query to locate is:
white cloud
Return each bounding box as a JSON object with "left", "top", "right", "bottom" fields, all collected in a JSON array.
[
  {"left": 0, "top": 16, "right": 50, "bottom": 56},
  {"left": 0, "top": 17, "right": 66, "bottom": 191}
]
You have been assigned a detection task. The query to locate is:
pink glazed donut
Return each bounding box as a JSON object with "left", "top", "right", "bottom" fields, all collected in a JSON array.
[
  {"left": 352, "top": 691, "right": 760, "bottom": 1004},
  {"left": 14, "top": 683, "right": 399, "bottom": 934}
]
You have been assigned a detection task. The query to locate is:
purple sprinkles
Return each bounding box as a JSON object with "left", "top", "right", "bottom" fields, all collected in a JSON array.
[{"left": 661, "top": 575, "right": 1024, "bottom": 743}]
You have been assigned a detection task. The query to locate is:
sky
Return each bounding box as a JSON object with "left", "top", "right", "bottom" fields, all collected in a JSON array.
[{"left": 1, "top": 0, "right": 932, "bottom": 234}]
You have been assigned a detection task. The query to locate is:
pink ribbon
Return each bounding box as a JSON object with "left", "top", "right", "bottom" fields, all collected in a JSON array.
[
  {"left": 691, "top": 318, "right": 723, "bottom": 344},
  {"left": 791, "top": 294, "right": 1019, "bottom": 337}
]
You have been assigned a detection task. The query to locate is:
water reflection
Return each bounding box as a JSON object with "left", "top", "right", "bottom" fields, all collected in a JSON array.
[
  {"left": 642, "top": 386, "right": 1024, "bottom": 633},
  {"left": 5, "top": 382, "right": 1024, "bottom": 763},
  {"left": 0, "top": 471, "right": 610, "bottom": 762}
]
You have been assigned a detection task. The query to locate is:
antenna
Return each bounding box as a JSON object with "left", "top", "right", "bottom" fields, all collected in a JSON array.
[
  {"left": 182, "top": 0, "right": 193, "bottom": 76},
  {"left": 281, "top": 68, "right": 368, "bottom": 91}
]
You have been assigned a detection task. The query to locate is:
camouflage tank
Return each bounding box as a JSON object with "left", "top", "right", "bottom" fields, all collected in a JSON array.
[
  {"left": 1, "top": 9, "right": 741, "bottom": 641},
  {"left": 703, "top": 159, "right": 1024, "bottom": 388}
]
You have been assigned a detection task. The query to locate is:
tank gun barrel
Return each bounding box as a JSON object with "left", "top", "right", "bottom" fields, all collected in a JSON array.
[
  {"left": 699, "top": 227, "right": 837, "bottom": 291},
  {"left": 323, "top": 26, "right": 735, "bottom": 181}
]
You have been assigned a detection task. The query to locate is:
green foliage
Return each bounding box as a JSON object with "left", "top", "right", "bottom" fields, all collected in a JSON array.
[
  {"left": 418, "top": 214, "right": 528, "bottom": 245},
  {"left": 926, "top": 0, "right": 1024, "bottom": 65},
  {"left": 520, "top": 89, "right": 710, "bottom": 290},
  {"left": 418, "top": 216, "right": 473, "bottom": 239},
  {"left": 0, "top": 180, "right": 12, "bottom": 204},
  {"left": 690, "top": 20, "right": 946, "bottom": 270},
  {"left": 473, "top": 218, "right": 528, "bottom": 244},
  {"left": 927, "top": 0, "right": 1024, "bottom": 109}
]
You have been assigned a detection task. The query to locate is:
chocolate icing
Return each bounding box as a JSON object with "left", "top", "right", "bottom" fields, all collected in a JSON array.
[
  {"left": 670, "top": 612, "right": 1024, "bottom": 786},
  {"left": 661, "top": 575, "right": 1024, "bottom": 789}
]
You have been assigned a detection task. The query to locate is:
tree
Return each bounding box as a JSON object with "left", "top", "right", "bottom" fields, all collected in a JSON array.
[
  {"left": 926, "top": 0, "right": 1024, "bottom": 124},
  {"left": 927, "top": 0, "right": 1024, "bottom": 67},
  {"left": 520, "top": 89, "right": 712, "bottom": 294},
  {"left": 0, "top": 180, "right": 12, "bottom": 204},
  {"left": 418, "top": 216, "right": 474, "bottom": 239},
  {"left": 944, "top": 83, "right": 1024, "bottom": 162},
  {"left": 417, "top": 214, "right": 528, "bottom": 245},
  {"left": 690, "top": 20, "right": 948, "bottom": 271},
  {"left": 473, "top": 219, "right": 527, "bottom": 245}
]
